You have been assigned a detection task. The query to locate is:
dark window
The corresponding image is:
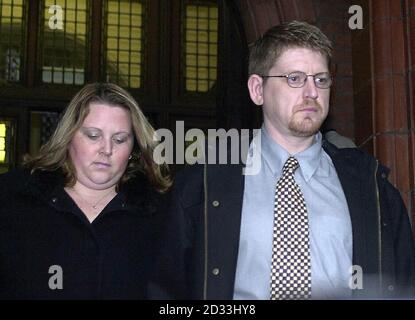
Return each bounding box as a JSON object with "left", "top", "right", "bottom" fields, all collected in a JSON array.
[{"left": 0, "top": 0, "right": 26, "bottom": 83}]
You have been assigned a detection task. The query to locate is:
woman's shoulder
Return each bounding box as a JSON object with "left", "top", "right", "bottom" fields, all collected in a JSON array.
[
  {"left": 0, "top": 168, "right": 31, "bottom": 187},
  {"left": 0, "top": 169, "right": 34, "bottom": 205},
  {"left": 121, "top": 172, "right": 170, "bottom": 215},
  {"left": 0, "top": 168, "right": 64, "bottom": 196}
]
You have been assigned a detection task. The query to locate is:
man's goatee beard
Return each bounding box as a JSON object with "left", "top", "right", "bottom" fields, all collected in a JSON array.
[{"left": 288, "top": 118, "right": 324, "bottom": 137}]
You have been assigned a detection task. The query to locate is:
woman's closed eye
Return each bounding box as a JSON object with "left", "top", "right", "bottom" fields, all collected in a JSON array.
[
  {"left": 81, "top": 128, "right": 131, "bottom": 144},
  {"left": 113, "top": 135, "right": 130, "bottom": 144},
  {"left": 87, "top": 133, "right": 100, "bottom": 140},
  {"left": 82, "top": 129, "right": 101, "bottom": 140}
]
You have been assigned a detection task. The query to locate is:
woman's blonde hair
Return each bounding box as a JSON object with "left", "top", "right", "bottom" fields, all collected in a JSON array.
[{"left": 24, "top": 82, "right": 171, "bottom": 193}]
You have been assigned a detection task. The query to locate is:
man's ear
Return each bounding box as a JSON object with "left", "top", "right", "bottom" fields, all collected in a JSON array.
[{"left": 247, "top": 74, "right": 264, "bottom": 106}]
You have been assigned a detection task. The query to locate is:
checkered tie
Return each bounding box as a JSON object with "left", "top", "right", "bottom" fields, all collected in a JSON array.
[{"left": 270, "top": 156, "right": 311, "bottom": 299}]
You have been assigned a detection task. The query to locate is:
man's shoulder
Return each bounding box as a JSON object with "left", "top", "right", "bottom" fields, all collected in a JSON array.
[
  {"left": 323, "top": 130, "right": 356, "bottom": 149},
  {"left": 323, "top": 140, "right": 390, "bottom": 176},
  {"left": 174, "top": 164, "right": 205, "bottom": 192},
  {"left": 323, "top": 139, "right": 372, "bottom": 161},
  {"left": 175, "top": 164, "right": 204, "bottom": 181}
]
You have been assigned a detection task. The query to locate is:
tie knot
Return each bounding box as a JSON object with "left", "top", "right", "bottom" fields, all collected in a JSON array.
[{"left": 282, "top": 156, "right": 299, "bottom": 175}]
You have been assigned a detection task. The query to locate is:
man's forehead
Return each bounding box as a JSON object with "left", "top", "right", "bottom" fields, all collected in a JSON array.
[{"left": 271, "top": 47, "right": 329, "bottom": 70}]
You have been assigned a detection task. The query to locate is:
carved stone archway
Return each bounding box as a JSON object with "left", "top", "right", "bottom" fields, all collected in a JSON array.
[{"left": 233, "top": 0, "right": 316, "bottom": 44}]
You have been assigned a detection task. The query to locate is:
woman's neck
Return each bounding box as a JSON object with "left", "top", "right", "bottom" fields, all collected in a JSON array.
[{"left": 64, "top": 183, "right": 117, "bottom": 223}]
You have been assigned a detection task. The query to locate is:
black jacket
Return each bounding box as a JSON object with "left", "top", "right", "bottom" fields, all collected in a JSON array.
[
  {"left": 149, "top": 140, "right": 415, "bottom": 299},
  {"left": 0, "top": 169, "right": 164, "bottom": 299}
]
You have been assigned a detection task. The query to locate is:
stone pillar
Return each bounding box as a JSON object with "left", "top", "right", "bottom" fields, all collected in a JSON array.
[{"left": 369, "top": 0, "right": 415, "bottom": 224}]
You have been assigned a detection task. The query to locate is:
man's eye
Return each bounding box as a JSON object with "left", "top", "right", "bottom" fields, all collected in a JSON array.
[
  {"left": 316, "top": 77, "right": 328, "bottom": 83},
  {"left": 287, "top": 74, "right": 303, "bottom": 83}
]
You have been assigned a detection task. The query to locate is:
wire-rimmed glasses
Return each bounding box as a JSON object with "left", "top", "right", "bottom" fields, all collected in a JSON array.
[{"left": 261, "top": 71, "right": 332, "bottom": 89}]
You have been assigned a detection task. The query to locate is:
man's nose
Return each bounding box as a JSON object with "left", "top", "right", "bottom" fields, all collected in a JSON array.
[{"left": 303, "top": 76, "right": 319, "bottom": 100}]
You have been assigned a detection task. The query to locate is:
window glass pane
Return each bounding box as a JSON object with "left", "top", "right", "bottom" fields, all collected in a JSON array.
[
  {"left": 40, "top": 0, "right": 88, "bottom": 85},
  {"left": 0, "top": 0, "right": 26, "bottom": 83},
  {"left": 0, "top": 119, "right": 15, "bottom": 174},
  {"left": 0, "top": 123, "right": 6, "bottom": 162},
  {"left": 104, "top": 0, "right": 145, "bottom": 89},
  {"left": 183, "top": 1, "right": 218, "bottom": 93},
  {"left": 29, "top": 111, "right": 60, "bottom": 156}
]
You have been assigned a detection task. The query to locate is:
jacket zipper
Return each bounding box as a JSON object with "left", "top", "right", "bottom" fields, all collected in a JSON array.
[
  {"left": 374, "top": 160, "right": 383, "bottom": 291},
  {"left": 203, "top": 163, "right": 208, "bottom": 299}
]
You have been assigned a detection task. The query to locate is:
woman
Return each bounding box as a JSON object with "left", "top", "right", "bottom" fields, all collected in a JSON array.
[{"left": 0, "top": 83, "right": 171, "bottom": 299}]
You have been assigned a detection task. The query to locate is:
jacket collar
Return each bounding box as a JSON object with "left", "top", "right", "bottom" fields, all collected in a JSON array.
[
  {"left": 322, "top": 139, "right": 390, "bottom": 178},
  {"left": 23, "top": 169, "right": 161, "bottom": 216}
]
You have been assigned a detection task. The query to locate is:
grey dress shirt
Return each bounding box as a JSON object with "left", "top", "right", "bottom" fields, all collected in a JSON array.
[{"left": 233, "top": 127, "right": 353, "bottom": 299}]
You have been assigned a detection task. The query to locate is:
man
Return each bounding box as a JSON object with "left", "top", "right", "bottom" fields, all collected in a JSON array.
[{"left": 150, "top": 21, "right": 415, "bottom": 299}]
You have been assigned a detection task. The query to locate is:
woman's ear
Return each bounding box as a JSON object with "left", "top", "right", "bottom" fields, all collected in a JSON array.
[{"left": 247, "top": 74, "right": 264, "bottom": 106}]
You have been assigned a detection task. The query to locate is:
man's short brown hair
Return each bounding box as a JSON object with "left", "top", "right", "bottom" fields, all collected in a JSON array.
[{"left": 248, "top": 20, "right": 333, "bottom": 76}]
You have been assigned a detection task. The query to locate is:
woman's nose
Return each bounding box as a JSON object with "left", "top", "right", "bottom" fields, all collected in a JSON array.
[{"left": 99, "top": 138, "right": 113, "bottom": 156}]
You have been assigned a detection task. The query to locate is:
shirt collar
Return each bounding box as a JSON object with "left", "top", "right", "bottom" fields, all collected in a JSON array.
[{"left": 260, "top": 125, "right": 328, "bottom": 182}]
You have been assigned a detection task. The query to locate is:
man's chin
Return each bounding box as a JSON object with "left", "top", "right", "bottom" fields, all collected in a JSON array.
[
  {"left": 289, "top": 119, "right": 322, "bottom": 137},
  {"left": 290, "top": 130, "right": 318, "bottom": 137}
]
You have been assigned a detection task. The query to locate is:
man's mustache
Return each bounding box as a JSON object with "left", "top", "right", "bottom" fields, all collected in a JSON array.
[{"left": 293, "top": 100, "right": 323, "bottom": 112}]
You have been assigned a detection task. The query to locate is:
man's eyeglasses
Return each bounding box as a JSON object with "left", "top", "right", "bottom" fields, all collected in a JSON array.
[{"left": 261, "top": 71, "right": 332, "bottom": 89}]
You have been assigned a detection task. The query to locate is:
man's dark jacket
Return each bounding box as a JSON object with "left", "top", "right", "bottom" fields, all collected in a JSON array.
[{"left": 149, "top": 140, "right": 415, "bottom": 299}]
